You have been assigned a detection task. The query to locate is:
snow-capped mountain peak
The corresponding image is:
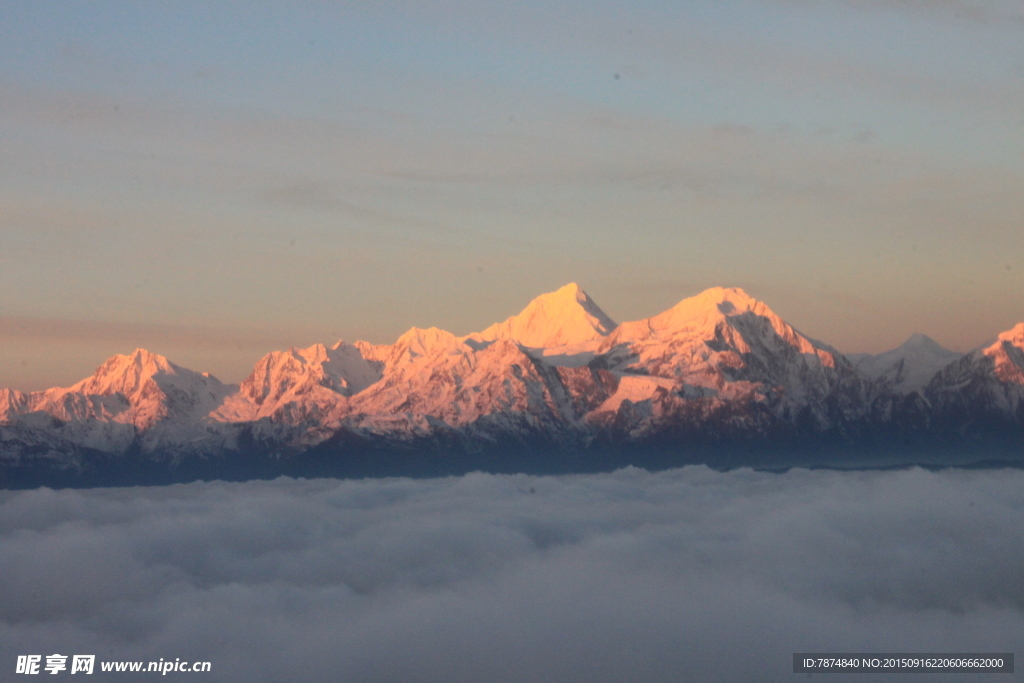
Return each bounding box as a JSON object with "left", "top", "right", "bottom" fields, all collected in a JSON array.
[
  {"left": 852, "top": 333, "right": 962, "bottom": 393},
  {"left": 0, "top": 388, "right": 27, "bottom": 420},
  {"left": 214, "top": 341, "right": 385, "bottom": 423},
  {"left": 17, "top": 348, "right": 232, "bottom": 431},
  {"left": 393, "top": 326, "right": 462, "bottom": 360},
  {"left": 664, "top": 286, "right": 763, "bottom": 319},
  {"left": 588, "top": 287, "right": 852, "bottom": 425},
  {"left": 923, "top": 321, "right": 1024, "bottom": 425},
  {"left": 994, "top": 322, "right": 1024, "bottom": 348},
  {"left": 69, "top": 348, "right": 179, "bottom": 397},
  {"left": 609, "top": 287, "right": 818, "bottom": 354},
  {"left": 984, "top": 322, "right": 1024, "bottom": 384},
  {"left": 471, "top": 282, "right": 618, "bottom": 349}
]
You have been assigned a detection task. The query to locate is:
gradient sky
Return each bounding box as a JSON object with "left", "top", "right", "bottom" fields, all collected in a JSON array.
[{"left": 2, "top": 0, "right": 1023, "bottom": 390}]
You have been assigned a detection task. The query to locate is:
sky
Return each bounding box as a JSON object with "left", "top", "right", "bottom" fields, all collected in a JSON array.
[
  {"left": 1, "top": 466, "right": 1021, "bottom": 681},
  {"left": 1, "top": 1, "right": 1023, "bottom": 390}
]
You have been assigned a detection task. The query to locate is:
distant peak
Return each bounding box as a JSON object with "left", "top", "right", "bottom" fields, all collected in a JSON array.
[
  {"left": 397, "top": 326, "right": 456, "bottom": 344},
  {"left": 898, "top": 333, "right": 952, "bottom": 354}
]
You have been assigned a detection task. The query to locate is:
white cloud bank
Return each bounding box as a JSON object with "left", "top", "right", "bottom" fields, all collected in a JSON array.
[{"left": 1, "top": 466, "right": 1021, "bottom": 681}]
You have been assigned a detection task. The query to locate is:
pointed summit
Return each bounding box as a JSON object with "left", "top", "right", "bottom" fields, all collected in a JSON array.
[
  {"left": 853, "top": 334, "right": 961, "bottom": 392},
  {"left": 473, "top": 283, "right": 617, "bottom": 349},
  {"left": 861, "top": 333, "right": 959, "bottom": 360},
  {"left": 902, "top": 333, "right": 938, "bottom": 348}
]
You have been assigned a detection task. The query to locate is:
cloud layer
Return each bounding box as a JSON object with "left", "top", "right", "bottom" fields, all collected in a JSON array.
[{"left": 1, "top": 466, "right": 1022, "bottom": 681}]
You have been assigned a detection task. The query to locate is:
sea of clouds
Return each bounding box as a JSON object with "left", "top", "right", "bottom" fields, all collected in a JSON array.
[{"left": 1, "top": 465, "right": 1022, "bottom": 682}]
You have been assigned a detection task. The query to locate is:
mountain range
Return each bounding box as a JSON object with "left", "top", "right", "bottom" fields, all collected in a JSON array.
[{"left": 3, "top": 283, "right": 1023, "bottom": 487}]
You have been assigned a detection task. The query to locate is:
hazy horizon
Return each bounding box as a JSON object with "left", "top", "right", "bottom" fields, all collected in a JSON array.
[
  {"left": 2, "top": 1, "right": 1023, "bottom": 389},
  {"left": 0, "top": 281, "right": 1004, "bottom": 392}
]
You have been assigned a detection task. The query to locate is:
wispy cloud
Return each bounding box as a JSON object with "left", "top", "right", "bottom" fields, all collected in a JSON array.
[
  {"left": 832, "top": 0, "right": 1024, "bottom": 26},
  {"left": 259, "top": 180, "right": 454, "bottom": 233},
  {"left": 0, "top": 315, "right": 292, "bottom": 350}
]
